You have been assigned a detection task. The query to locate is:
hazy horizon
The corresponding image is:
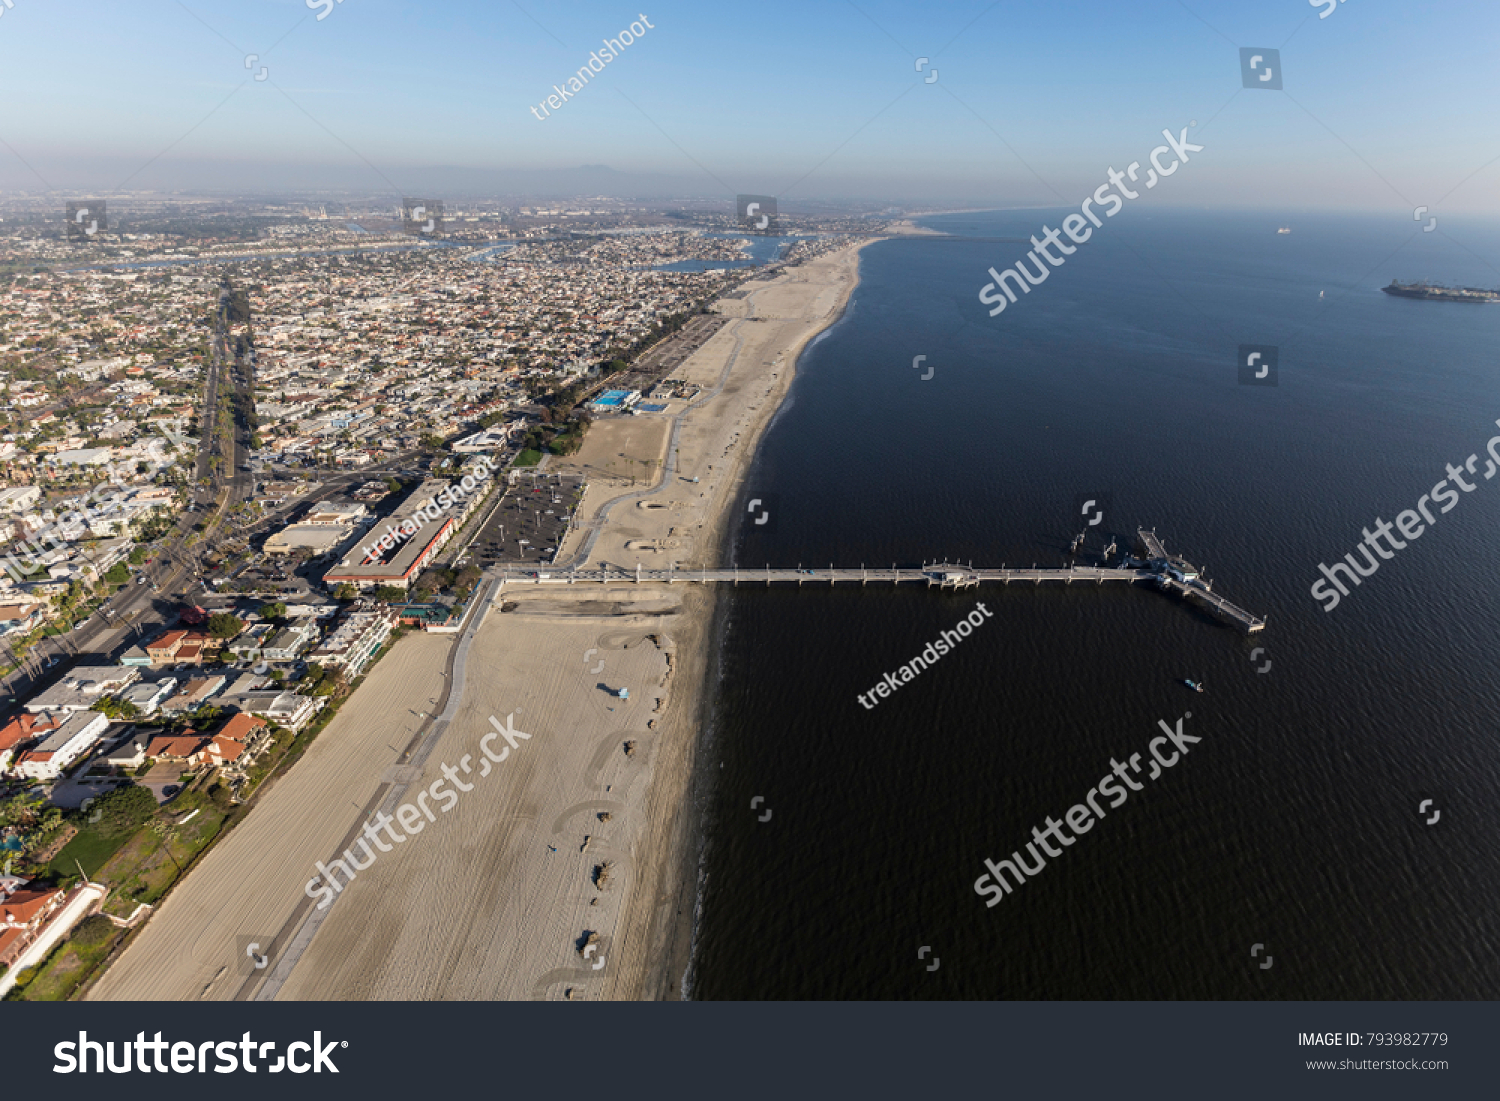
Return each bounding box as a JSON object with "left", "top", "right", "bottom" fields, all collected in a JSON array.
[{"left": 0, "top": 0, "right": 1495, "bottom": 216}]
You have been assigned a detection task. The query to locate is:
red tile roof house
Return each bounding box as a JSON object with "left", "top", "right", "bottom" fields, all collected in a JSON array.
[
  {"left": 144, "top": 731, "right": 207, "bottom": 763},
  {"left": 0, "top": 713, "right": 61, "bottom": 773},
  {"left": 0, "top": 883, "right": 68, "bottom": 970},
  {"left": 145, "top": 713, "right": 269, "bottom": 772}
]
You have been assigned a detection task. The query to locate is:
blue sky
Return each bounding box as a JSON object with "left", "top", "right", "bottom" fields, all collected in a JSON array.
[{"left": 0, "top": 0, "right": 1496, "bottom": 212}]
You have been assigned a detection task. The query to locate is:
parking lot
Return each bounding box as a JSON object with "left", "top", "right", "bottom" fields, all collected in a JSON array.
[{"left": 462, "top": 473, "right": 585, "bottom": 567}]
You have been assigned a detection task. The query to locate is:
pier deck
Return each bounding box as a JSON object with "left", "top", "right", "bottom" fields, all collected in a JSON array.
[{"left": 493, "top": 525, "right": 1267, "bottom": 634}]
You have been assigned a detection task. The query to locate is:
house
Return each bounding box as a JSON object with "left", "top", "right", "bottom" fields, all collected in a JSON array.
[
  {"left": 0, "top": 882, "right": 68, "bottom": 969},
  {"left": 0, "top": 603, "right": 46, "bottom": 637},
  {"left": 223, "top": 691, "right": 321, "bottom": 732},
  {"left": 99, "top": 728, "right": 148, "bottom": 769},
  {"left": 157, "top": 674, "right": 226, "bottom": 716},
  {"left": 144, "top": 730, "right": 205, "bottom": 763},
  {"left": 261, "top": 621, "right": 319, "bottom": 661},
  {"left": 13, "top": 711, "right": 110, "bottom": 780},
  {"left": 201, "top": 735, "right": 248, "bottom": 767},
  {"left": 0, "top": 712, "right": 62, "bottom": 772},
  {"left": 228, "top": 622, "right": 274, "bottom": 661},
  {"left": 117, "top": 676, "right": 178, "bottom": 717},
  {"left": 216, "top": 712, "right": 268, "bottom": 748}
]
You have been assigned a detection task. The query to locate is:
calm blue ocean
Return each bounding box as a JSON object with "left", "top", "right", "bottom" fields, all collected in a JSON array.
[{"left": 686, "top": 208, "right": 1500, "bottom": 1000}]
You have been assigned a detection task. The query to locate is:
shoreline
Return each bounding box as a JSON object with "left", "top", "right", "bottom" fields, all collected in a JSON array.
[
  {"left": 82, "top": 239, "right": 878, "bottom": 1002},
  {"left": 630, "top": 240, "right": 879, "bottom": 1000}
]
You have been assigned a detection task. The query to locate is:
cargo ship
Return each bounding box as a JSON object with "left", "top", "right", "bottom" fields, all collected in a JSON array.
[{"left": 1382, "top": 280, "right": 1500, "bottom": 303}]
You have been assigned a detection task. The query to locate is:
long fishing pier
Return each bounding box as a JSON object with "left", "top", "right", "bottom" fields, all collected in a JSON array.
[{"left": 496, "top": 529, "right": 1266, "bottom": 634}]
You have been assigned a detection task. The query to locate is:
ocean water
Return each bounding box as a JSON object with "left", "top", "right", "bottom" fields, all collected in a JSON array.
[{"left": 686, "top": 209, "right": 1500, "bottom": 1000}]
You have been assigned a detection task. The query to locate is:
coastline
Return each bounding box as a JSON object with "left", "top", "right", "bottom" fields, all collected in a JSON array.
[
  {"left": 273, "top": 238, "right": 879, "bottom": 1000},
  {"left": 83, "top": 239, "right": 877, "bottom": 1002},
  {"left": 628, "top": 239, "right": 878, "bottom": 1000}
]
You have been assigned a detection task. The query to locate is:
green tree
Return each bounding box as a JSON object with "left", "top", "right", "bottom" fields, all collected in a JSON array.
[
  {"left": 333, "top": 583, "right": 357, "bottom": 601},
  {"left": 93, "top": 696, "right": 141, "bottom": 721},
  {"left": 373, "top": 586, "right": 406, "bottom": 604},
  {"left": 71, "top": 913, "right": 117, "bottom": 949},
  {"left": 258, "top": 602, "right": 287, "bottom": 621},
  {"left": 104, "top": 562, "right": 131, "bottom": 585},
  {"left": 207, "top": 612, "right": 244, "bottom": 640},
  {"left": 89, "top": 785, "right": 157, "bottom": 838}
]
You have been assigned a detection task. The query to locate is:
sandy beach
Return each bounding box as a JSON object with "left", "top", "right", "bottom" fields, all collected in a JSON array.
[{"left": 87, "top": 238, "right": 874, "bottom": 1002}]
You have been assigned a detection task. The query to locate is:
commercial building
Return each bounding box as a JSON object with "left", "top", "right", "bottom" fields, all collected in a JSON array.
[
  {"left": 587, "top": 388, "right": 641, "bottom": 413},
  {"left": 24, "top": 665, "right": 140, "bottom": 714},
  {"left": 322, "top": 477, "right": 489, "bottom": 592},
  {"left": 144, "top": 629, "right": 212, "bottom": 666},
  {"left": 302, "top": 500, "right": 368, "bottom": 525},
  {"left": 264, "top": 524, "right": 353, "bottom": 557}
]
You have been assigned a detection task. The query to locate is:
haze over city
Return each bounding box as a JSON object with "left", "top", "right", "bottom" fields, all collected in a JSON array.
[{"left": 0, "top": 0, "right": 1495, "bottom": 212}]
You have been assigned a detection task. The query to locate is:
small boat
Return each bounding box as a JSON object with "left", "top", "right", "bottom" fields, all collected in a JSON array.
[
  {"left": 1183, "top": 678, "right": 1204, "bottom": 693},
  {"left": 1276, "top": 226, "right": 1291, "bottom": 234}
]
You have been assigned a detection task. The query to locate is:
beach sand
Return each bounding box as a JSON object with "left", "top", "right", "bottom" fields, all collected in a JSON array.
[{"left": 88, "top": 239, "right": 874, "bottom": 1002}]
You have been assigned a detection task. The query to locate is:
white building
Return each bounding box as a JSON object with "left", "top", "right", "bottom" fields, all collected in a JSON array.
[
  {"left": 0, "top": 487, "right": 40, "bottom": 514},
  {"left": 118, "top": 676, "right": 179, "bottom": 717},
  {"left": 13, "top": 711, "right": 110, "bottom": 780}
]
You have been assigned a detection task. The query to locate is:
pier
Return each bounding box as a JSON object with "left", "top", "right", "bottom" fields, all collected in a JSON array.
[{"left": 495, "top": 529, "right": 1266, "bottom": 633}]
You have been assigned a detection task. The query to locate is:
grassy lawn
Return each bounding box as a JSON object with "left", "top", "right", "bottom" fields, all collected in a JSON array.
[
  {"left": 47, "top": 828, "right": 133, "bottom": 881},
  {"left": 513, "top": 448, "right": 542, "bottom": 467},
  {"left": 97, "top": 798, "right": 227, "bottom": 918}
]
